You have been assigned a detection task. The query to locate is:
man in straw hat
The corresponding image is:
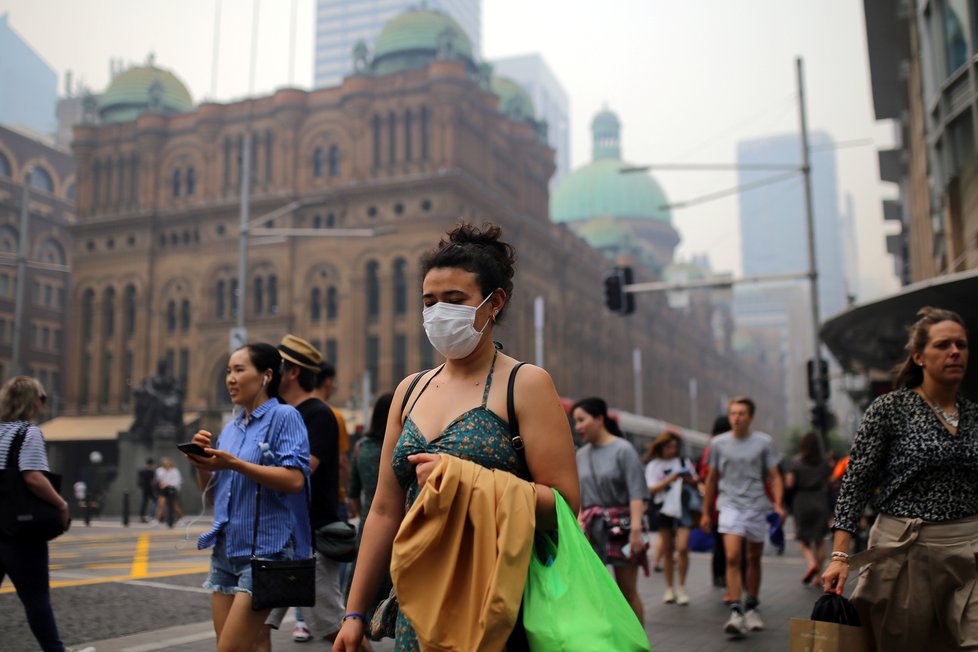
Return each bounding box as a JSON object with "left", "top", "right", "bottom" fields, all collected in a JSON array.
[{"left": 258, "top": 335, "right": 345, "bottom": 647}]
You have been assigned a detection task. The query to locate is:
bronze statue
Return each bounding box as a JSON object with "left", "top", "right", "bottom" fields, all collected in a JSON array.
[{"left": 131, "top": 359, "right": 184, "bottom": 442}]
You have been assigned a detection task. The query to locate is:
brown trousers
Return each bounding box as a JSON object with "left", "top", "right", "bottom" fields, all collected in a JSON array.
[{"left": 850, "top": 513, "right": 978, "bottom": 651}]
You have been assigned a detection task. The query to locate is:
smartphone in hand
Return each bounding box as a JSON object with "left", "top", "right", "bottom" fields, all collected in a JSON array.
[{"left": 176, "top": 442, "right": 213, "bottom": 458}]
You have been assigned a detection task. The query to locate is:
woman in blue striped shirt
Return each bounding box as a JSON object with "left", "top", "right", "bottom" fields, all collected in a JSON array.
[
  {"left": 185, "top": 343, "right": 311, "bottom": 651},
  {"left": 0, "top": 376, "right": 71, "bottom": 652}
]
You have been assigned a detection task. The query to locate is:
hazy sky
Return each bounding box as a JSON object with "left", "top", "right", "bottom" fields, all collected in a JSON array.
[{"left": 1, "top": 0, "right": 899, "bottom": 304}]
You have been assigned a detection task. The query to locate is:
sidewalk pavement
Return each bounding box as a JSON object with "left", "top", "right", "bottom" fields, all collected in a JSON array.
[{"left": 76, "top": 537, "right": 824, "bottom": 651}]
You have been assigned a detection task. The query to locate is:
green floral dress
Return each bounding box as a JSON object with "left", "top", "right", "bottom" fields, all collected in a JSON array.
[{"left": 390, "top": 353, "right": 529, "bottom": 652}]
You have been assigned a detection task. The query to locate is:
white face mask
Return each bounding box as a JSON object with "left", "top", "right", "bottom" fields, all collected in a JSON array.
[{"left": 423, "top": 292, "right": 495, "bottom": 359}]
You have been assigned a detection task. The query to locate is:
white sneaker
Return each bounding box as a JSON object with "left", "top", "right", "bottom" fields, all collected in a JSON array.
[
  {"left": 662, "top": 587, "right": 676, "bottom": 603},
  {"left": 292, "top": 623, "right": 311, "bottom": 642},
  {"left": 745, "top": 608, "right": 764, "bottom": 631},
  {"left": 675, "top": 586, "right": 690, "bottom": 606},
  {"left": 724, "top": 611, "right": 747, "bottom": 637}
]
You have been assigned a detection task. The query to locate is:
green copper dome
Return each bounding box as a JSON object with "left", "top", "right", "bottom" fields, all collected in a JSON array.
[
  {"left": 551, "top": 107, "right": 671, "bottom": 224},
  {"left": 491, "top": 75, "right": 535, "bottom": 121},
  {"left": 99, "top": 58, "right": 193, "bottom": 124},
  {"left": 551, "top": 159, "right": 672, "bottom": 224},
  {"left": 372, "top": 8, "right": 474, "bottom": 76}
]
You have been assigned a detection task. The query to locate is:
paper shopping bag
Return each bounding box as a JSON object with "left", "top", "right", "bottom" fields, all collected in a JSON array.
[{"left": 789, "top": 617, "right": 872, "bottom": 652}]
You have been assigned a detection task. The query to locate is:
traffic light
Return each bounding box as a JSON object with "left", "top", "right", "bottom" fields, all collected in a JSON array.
[
  {"left": 810, "top": 403, "right": 837, "bottom": 433},
  {"left": 806, "top": 358, "right": 830, "bottom": 401},
  {"left": 603, "top": 266, "right": 635, "bottom": 315}
]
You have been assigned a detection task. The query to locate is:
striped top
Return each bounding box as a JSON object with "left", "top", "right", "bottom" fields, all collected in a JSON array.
[
  {"left": 197, "top": 399, "right": 312, "bottom": 558},
  {"left": 0, "top": 421, "right": 50, "bottom": 472}
]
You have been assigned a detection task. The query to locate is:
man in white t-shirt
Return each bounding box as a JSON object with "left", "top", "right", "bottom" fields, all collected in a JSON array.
[{"left": 701, "top": 397, "right": 784, "bottom": 638}]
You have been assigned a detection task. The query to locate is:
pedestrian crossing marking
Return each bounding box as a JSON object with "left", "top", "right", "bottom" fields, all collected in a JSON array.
[
  {"left": 131, "top": 533, "right": 150, "bottom": 578},
  {"left": 0, "top": 566, "right": 211, "bottom": 593}
]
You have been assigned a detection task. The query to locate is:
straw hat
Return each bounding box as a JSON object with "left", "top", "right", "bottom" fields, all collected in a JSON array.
[{"left": 278, "top": 334, "right": 322, "bottom": 372}]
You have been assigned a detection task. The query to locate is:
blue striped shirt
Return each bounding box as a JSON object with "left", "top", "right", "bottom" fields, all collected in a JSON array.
[
  {"left": 198, "top": 400, "right": 312, "bottom": 558},
  {"left": 0, "top": 421, "right": 50, "bottom": 472}
]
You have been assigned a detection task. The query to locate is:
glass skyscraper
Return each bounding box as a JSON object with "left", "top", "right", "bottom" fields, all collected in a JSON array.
[{"left": 315, "top": 0, "right": 481, "bottom": 88}]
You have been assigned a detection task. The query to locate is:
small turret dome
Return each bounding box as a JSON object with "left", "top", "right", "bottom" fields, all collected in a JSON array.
[
  {"left": 372, "top": 8, "right": 474, "bottom": 76},
  {"left": 99, "top": 56, "right": 193, "bottom": 124},
  {"left": 490, "top": 75, "right": 535, "bottom": 122}
]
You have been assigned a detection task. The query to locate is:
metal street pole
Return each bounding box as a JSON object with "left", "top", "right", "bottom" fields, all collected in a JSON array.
[
  {"left": 232, "top": 132, "right": 252, "bottom": 353},
  {"left": 11, "top": 170, "right": 32, "bottom": 376},
  {"left": 632, "top": 347, "right": 643, "bottom": 415},
  {"left": 797, "top": 56, "right": 827, "bottom": 445},
  {"left": 534, "top": 296, "right": 545, "bottom": 368}
]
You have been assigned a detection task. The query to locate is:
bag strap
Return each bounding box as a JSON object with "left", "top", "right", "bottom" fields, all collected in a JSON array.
[
  {"left": 251, "top": 408, "right": 279, "bottom": 560},
  {"left": 5, "top": 422, "right": 32, "bottom": 472},
  {"left": 508, "top": 362, "right": 527, "bottom": 457}
]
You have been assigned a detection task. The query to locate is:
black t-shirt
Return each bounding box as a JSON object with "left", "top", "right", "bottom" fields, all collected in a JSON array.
[
  {"left": 297, "top": 397, "right": 340, "bottom": 528},
  {"left": 138, "top": 467, "right": 155, "bottom": 493}
]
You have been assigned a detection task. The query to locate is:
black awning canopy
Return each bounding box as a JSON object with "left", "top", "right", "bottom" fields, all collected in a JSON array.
[{"left": 821, "top": 269, "right": 978, "bottom": 399}]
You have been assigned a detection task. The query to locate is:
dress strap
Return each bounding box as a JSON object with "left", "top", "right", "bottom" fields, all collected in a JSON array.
[
  {"left": 406, "top": 365, "right": 445, "bottom": 417},
  {"left": 480, "top": 350, "right": 499, "bottom": 408}
]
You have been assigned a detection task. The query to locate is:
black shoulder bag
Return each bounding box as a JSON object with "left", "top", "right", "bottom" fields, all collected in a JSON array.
[
  {"left": 249, "top": 413, "right": 317, "bottom": 611},
  {"left": 0, "top": 422, "right": 66, "bottom": 542}
]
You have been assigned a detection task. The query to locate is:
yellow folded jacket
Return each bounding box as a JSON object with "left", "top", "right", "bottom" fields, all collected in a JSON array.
[{"left": 391, "top": 454, "right": 536, "bottom": 652}]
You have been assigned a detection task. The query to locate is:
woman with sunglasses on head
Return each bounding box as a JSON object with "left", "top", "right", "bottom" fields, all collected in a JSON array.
[
  {"left": 185, "top": 343, "right": 311, "bottom": 652},
  {"left": 0, "top": 377, "right": 73, "bottom": 652},
  {"left": 334, "top": 222, "right": 580, "bottom": 652}
]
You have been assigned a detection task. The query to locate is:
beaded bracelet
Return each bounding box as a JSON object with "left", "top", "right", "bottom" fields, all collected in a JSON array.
[
  {"left": 830, "top": 551, "right": 850, "bottom": 564},
  {"left": 342, "top": 612, "right": 367, "bottom": 623}
]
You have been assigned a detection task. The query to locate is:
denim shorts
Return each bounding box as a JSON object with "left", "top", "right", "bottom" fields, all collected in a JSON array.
[{"left": 203, "top": 534, "right": 295, "bottom": 595}]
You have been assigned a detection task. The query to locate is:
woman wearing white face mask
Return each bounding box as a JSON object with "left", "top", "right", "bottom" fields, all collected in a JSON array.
[{"left": 334, "top": 222, "right": 581, "bottom": 652}]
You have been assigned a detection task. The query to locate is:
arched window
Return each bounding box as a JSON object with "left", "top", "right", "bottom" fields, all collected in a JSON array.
[
  {"left": 82, "top": 289, "right": 95, "bottom": 341},
  {"left": 393, "top": 258, "right": 408, "bottom": 315},
  {"left": 230, "top": 278, "right": 239, "bottom": 317},
  {"left": 215, "top": 356, "right": 232, "bottom": 407},
  {"left": 388, "top": 112, "right": 397, "bottom": 164},
  {"left": 254, "top": 277, "right": 264, "bottom": 315},
  {"left": 166, "top": 300, "right": 176, "bottom": 333},
  {"left": 329, "top": 145, "right": 340, "bottom": 177},
  {"left": 37, "top": 238, "right": 66, "bottom": 266},
  {"left": 66, "top": 183, "right": 76, "bottom": 200},
  {"left": 103, "top": 287, "right": 116, "bottom": 337},
  {"left": 366, "top": 261, "right": 380, "bottom": 321},
  {"left": 172, "top": 169, "right": 181, "bottom": 197},
  {"left": 0, "top": 152, "right": 10, "bottom": 177},
  {"left": 0, "top": 225, "right": 16, "bottom": 253},
  {"left": 327, "top": 286, "right": 338, "bottom": 321},
  {"left": 310, "top": 287, "right": 322, "bottom": 322},
  {"left": 404, "top": 109, "right": 413, "bottom": 161},
  {"left": 186, "top": 167, "right": 196, "bottom": 196},
  {"left": 29, "top": 167, "right": 54, "bottom": 193},
  {"left": 180, "top": 299, "right": 191, "bottom": 332},
  {"left": 268, "top": 275, "right": 279, "bottom": 314},
  {"left": 372, "top": 115, "right": 382, "bottom": 167},
  {"left": 313, "top": 147, "right": 324, "bottom": 178},
  {"left": 123, "top": 284, "right": 137, "bottom": 337},
  {"left": 216, "top": 280, "right": 226, "bottom": 318}
]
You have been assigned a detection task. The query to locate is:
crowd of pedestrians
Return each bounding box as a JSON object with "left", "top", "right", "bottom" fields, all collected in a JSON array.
[{"left": 8, "top": 215, "right": 975, "bottom": 651}]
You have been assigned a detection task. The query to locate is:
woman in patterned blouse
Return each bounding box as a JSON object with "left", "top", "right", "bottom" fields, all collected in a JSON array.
[{"left": 822, "top": 306, "right": 976, "bottom": 650}]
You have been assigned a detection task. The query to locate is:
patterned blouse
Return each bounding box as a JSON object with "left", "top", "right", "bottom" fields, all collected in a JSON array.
[
  {"left": 833, "top": 387, "right": 978, "bottom": 533},
  {"left": 390, "top": 353, "right": 529, "bottom": 652}
]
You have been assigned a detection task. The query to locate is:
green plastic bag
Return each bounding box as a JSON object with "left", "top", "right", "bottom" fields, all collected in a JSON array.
[{"left": 523, "top": 489, "right": 651, "bottom": 651}]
